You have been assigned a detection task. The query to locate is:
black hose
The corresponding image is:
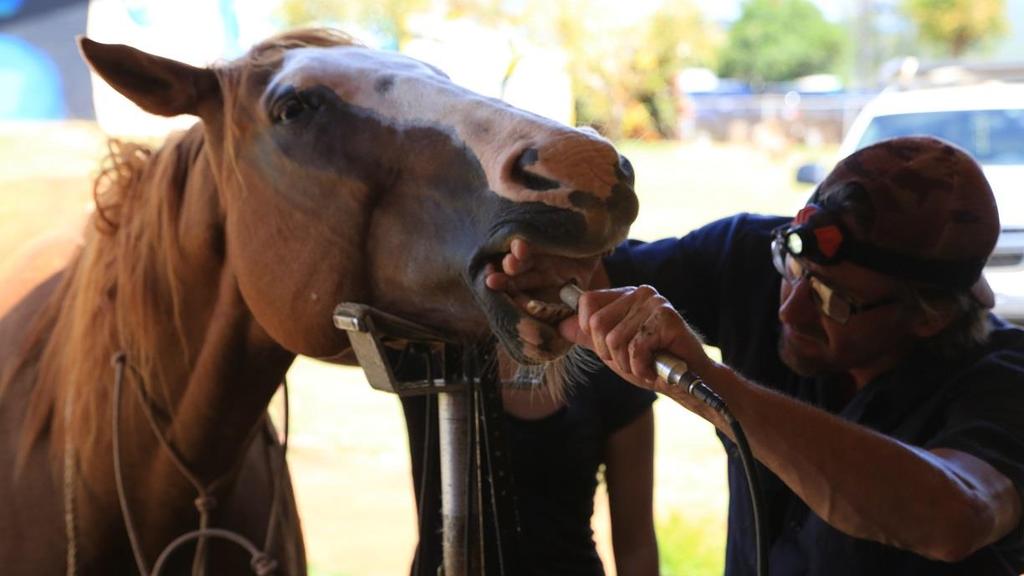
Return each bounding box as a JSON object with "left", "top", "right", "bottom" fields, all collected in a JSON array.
[
  {"left": 660, "top": 371, "right": 769, "bottom": 576},
  {"left": 723, "top": 408, "right": 767, "bottom": 576}
]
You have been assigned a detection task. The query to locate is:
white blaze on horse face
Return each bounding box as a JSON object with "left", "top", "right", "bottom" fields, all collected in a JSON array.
[{"left": 274, "top": 47, "right": 629, "bottom": 224}]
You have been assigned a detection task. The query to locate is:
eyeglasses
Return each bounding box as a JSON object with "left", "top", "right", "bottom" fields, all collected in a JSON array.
[{"left": 771, "top": 232, "right": 903, "bottom": 324}]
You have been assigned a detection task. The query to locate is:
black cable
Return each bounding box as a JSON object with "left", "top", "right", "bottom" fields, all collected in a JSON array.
[
  {"left": 650, "top": 359, "right": 768, "bottom": 576},
  {"left": 411, "top": 347, "right": 434, "bottom": 576},
  {"left": 723, "top": 408, "right": 767, "bottom": 576},
  {"left": 679, "top": 375, "right": 767, "bottom": 576},
  {"left": 464, "top": 356, "right": 476, "bottom": 574}
]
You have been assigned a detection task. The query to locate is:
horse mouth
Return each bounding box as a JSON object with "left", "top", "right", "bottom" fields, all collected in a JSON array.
[
  {"left": 468, "top": 237, "right": 603, "bottom": 364},
  {"left": 509, "top": 288, "right": 577, "bottom": 324}
]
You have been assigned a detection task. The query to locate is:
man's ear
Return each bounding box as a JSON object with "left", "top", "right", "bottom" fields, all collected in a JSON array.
[
  {"left": 78, "top": 36, "right": 220, "bottom": 118},
  {"left": 911, "top": 299, "right": 957, "bottom": 338}
]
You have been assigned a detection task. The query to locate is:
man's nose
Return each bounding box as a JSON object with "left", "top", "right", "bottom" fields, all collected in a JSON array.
[{"left": 778, "top": 274, "right": 819, "bottom": 325}]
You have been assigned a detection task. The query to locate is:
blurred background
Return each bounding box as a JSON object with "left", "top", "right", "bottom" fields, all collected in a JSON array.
[{"left": 2, "top": 0, "right": 1022, "bottom": 574}]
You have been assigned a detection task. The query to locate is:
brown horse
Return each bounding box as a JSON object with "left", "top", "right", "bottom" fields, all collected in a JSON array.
[{"left": 0, "top": 28, "right": 637, "bottom": 575}]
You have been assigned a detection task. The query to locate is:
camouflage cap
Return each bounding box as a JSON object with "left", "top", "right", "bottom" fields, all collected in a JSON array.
[{"left": 811, "top": 136, "right": 999, "bottom": 307}]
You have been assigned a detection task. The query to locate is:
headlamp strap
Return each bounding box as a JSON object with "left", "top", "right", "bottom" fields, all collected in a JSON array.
[
  {"left": 843, "top": 242, "right": 983, "bottom": 290},
  {"left": 788, "top": 204, "right": 983, "bottom": 290}
]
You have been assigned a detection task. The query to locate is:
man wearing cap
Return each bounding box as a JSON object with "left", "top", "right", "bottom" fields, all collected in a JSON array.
[{"left": 487, "top": 136, "right": 1024, "bottom": 574}]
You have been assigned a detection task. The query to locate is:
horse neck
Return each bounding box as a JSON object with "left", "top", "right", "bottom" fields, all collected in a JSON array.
[{"left": 47, "top": 125, "right": 294, "bottom": 502}]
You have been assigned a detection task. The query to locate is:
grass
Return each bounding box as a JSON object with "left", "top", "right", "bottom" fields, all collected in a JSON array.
[{"left": 658, "top": 512, "right": 726, "bottom": 576}]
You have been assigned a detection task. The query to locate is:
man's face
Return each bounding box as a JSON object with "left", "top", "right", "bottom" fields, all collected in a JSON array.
[{"left": 777, "top": 256, "right": 921, "bottom": 384}]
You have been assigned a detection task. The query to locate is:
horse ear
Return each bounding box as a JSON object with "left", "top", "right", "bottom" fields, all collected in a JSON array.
[{"left": 77, "top": 36, "right": 220, "bottom": 118}]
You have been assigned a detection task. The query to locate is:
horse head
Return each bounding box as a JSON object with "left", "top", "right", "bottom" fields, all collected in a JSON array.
[{"left": 79, "top": 29, "right": 638, "bottom": 367}]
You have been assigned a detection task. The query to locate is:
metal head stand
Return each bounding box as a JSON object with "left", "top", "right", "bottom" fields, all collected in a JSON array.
[{"left": 333, "top": 303, "right": 523, "bottom": 576}]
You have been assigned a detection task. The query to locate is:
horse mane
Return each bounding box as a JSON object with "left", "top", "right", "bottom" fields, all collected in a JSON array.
[
  {"left": 3, "top": 28, "right": 363, "bottom": 467},
  {"left": 9, "top": 131, "right": 198, "bottom": 467},
  {"left": 235, "top": 27, "right": 360, "bottom": 67}
]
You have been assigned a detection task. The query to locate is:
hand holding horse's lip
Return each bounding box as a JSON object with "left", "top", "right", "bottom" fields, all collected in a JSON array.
[
  {"left": 479, "top": 261, "right": 581, "bottom": 324},
  {"left": 476, "top": 240, "right": 601, "bottom": 327},
  {"left": 466, "top": 236, "right": 605, "bottom": 362}
]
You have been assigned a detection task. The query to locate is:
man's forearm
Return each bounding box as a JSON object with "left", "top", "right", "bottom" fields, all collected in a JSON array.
[{"left": 668, "top": 363, "right": 1006, "bottom": 561}]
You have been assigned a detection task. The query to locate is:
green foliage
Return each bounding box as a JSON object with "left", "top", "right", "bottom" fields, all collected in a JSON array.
[
  {"left": 718, "top": 0, "right": 845, "bottom": 83},
  {"left": 657, "top": 512, "right": 726, "bottom": 576},
  {"left": 565, "top": 1, "right": 721, "bottom": 139},
  {"left": 637, "top": 3, "right": 720, "bottom": 137},
  {"left": 903, "top": 0, "right": 1008, "bottom": 57}
]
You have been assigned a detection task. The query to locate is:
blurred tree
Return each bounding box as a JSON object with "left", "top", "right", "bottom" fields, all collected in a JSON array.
[
  {"left": 279, "top": 0, "right": 431, "bottom": 48},
  {"left": 557, "top": 0, "right": 721, "bottom": 139},
  {"left": 844, "top": 0, "right": 904, "bottom": 88},
  {"left": 634, "top": 2, "right": 720, "bottom": 137},
  {"left": 903, "top": 0, "right": 1007, "bottom": 57},
  {"left": 448, "top": 0, "right": 522, "bottom": 27},
  {"left": 718, "top": 0, "right": 845, "bottom": 84}
]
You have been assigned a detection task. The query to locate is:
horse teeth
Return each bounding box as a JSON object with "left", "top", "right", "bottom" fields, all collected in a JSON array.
[
  {"left": 526, "top": 300, "right": 554, "bottom": 321},
  {"left": 525, "top": 300, "right": 573, "bottom": 323},
  {"left": 526, "top": 300, "right": 545, "bottom": 317}
]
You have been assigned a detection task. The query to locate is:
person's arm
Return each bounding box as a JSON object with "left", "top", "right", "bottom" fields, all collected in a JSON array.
[
  {"left": 692, "top": 366, "right": 1019, "bottom": 561},
  {"left": 569, "top": 286, "right": 1023, "bottom": 562},
  {"left": 604, "top": 407, "right": 659, "bottom": 576}
]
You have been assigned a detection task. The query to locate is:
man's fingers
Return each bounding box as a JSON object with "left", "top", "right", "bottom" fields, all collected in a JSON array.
[
  {"left": 579, "top": 286, "right": 660, "bottom": 368},
  {"left": 627, "top": 314, "right": 668, "bottom": 382},
  {"left": 578, "top": 288, "right": 636, "bottom": 361},
  {"left": 490, "top": 239, "right": 534, "bottom": 278},
  {"left": 558, "top": 316, "right": 586, "bottom": 347},
  {"left": 604, "top": 297, "right": 656, "bottom": 378},
  {"left": 576, "top": 288, "right": 635, "bottom": 325},
  {"left": 484, "top": 262, "right": 514, "bottom": 291},
  {"left": 502, "top": 252, "right": 529, "bottom": 276},
  {"left": 485, "top": 273, "right": 507, "bottom": 291},
  {"left": 510, "top": 238, "right": 532, "bottom": 261},
  {"left": 503, "top": 238, "right": 536, "bottom": 276}
]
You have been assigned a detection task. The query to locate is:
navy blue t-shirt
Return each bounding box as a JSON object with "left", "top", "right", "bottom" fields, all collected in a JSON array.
[{"left": 604, "top": 213, "right": 1024, "bottom": 575}]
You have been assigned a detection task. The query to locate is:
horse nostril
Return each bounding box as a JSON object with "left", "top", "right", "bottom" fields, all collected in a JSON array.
[
  {"left": 510, "top": 147, "right": 561, "bottom": 191},
  {"left": 617, "top": 155, "right": 635, "bottom": 186}
]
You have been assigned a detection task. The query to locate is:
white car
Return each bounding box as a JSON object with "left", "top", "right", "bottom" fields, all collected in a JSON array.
[{"left": 799, "top": 83, "right": 1024, "bottom": 323}]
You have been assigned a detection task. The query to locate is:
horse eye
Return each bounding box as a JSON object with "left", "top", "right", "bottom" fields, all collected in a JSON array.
[{"left": 273, "top": 95, "right": 308, "bottom": 124}]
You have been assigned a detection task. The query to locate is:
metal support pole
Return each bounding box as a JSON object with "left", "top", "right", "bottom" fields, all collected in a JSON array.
[
  {"left": 438, "top": 390, "right": 469, "bottom": 576},
  {"left": 334, "top": 304, "right": 519, "bottom": 575}
]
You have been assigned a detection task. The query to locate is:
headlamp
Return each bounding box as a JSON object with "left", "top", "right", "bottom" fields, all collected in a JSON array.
[{"left": 773, "top": 204, "right": 985, "bottom": 290}]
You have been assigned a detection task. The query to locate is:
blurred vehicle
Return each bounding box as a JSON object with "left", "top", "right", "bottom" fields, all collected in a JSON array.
[{"left": 797, "top": 82, "right": 1024, "bottom": 324}]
